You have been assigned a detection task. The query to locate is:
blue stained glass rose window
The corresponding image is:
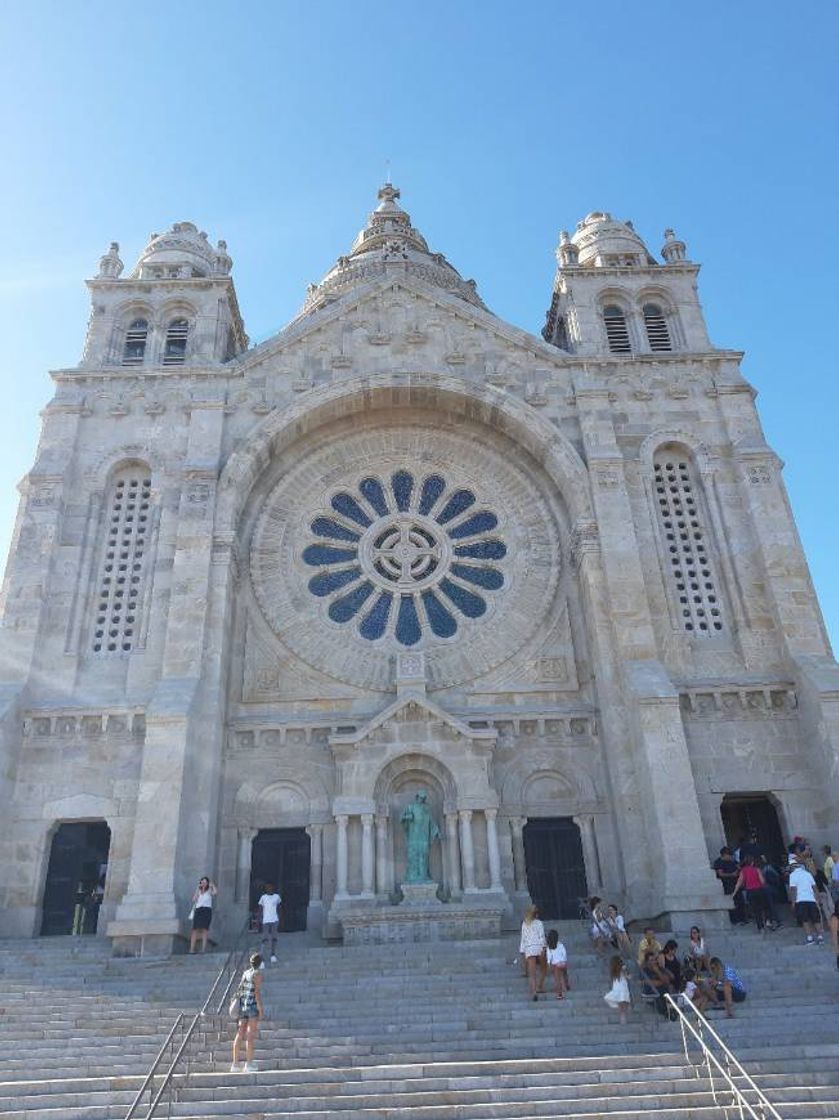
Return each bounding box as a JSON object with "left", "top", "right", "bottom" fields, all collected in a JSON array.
[{"left": 303, "top": 470, "right": 507, "bottom": 645}]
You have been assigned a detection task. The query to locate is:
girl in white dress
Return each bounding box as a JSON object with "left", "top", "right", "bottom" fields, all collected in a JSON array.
[
  {"left": 546, "top": 928, "right": 569, "bottom": 999},
  {"left": 604, "top": 954, "right": 631, "bottom": 1024},
  {"left": 519, "top": 905, "right": 547, "bottom": 1001}
]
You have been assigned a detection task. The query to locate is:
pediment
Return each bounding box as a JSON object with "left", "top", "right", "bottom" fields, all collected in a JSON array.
[
  {"left": 329, "top": 693, "right": 496, "bottom": 749},
  {"left": 232, "top": 273, "right": 568, "bottom": 383}
]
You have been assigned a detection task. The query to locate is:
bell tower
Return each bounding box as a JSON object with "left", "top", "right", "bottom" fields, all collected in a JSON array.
[
  {"left": 542, "top": 211, "right": 710, "bottom": 357},
  {"left": 81, "top": 221, "right": 248, "bottom": 370}
]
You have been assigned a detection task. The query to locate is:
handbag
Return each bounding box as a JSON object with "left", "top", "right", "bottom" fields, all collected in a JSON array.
[
  {"left": 188, "top": 906, "right": 195, "bottom": 921},
  {"left": 228, "top": 995, "right": 240, "bottom": 1020}
]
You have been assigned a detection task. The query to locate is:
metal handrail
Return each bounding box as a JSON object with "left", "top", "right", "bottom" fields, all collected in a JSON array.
[
  {"left": 124, "top": 919, "right": 253, "bottom": 1120},
  {"left": 124, "top": 1014, "right": 184, "bottom": 1120},
  {"left": 663, "top": 994, "right": 782, "bottom": 1120}
]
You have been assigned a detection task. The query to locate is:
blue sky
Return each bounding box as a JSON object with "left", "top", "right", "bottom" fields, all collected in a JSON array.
[{"left": 1, "top": 1, "right": 837, "bottom": 648}]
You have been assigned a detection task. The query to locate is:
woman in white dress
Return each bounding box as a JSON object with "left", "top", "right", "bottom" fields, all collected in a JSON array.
[
  {"left": 519, "top": 905, "right": 547, "bottom": 1001},
  {"left": 604, "top": 954, "right": 631, "bottom": 1024}
]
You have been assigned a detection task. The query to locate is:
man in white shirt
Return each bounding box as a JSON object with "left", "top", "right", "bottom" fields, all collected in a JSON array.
[
  {"left": 789, "top": 854, "right": 824, "bottom": 945},
  {"left": 258, "top": 882, "right": 282, "bottom": 962}
]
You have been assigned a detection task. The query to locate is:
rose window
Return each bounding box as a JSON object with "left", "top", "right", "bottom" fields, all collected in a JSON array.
[{"left": 302, "top": 470, "right": 506, "bottom": 645}]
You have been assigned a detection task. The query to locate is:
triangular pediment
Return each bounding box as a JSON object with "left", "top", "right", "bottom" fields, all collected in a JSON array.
[
  {"left": 329, "top": 692, "right": 496, "bottom": 748},
  {"left": 232, "top": 273, "right": 568, "bottom": 381}
]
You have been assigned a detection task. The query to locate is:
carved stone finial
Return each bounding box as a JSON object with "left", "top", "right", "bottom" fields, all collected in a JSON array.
[
  {"left": 377, "top": 182, "right": 401, "bottom": 207},
  {"left": 662, "top": 228, "right": 687, "bottom": 263},
  {"left": 97, "top": 241, "right": 123, "bottom": 279}
]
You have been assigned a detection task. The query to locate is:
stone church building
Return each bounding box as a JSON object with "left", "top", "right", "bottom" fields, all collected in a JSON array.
[{"left": 1, "top": 186, "right": 837, "bottom": 952}]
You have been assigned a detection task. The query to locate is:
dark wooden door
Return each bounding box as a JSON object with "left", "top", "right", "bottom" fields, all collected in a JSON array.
[
  {"left": 523, "top": 817, "right": 588, "bottom": 920},
  {"left": 250, "top": 829, "right": 311, "bottom": 932},
  {"left": 721, "top": 796, "right": 786, "bottom": 867},
  {"left": 41, "top": 822, "right": 111, "bottom": 936}
]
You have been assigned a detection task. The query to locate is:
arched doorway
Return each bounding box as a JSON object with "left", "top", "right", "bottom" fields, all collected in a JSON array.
[
  {"left": 523, "top": 817, "right": 587, "bottom": 919},
  {"left": 720, "top": 794, "right": 786, "bottom": 866},
  {"left": 41, "top": 821, "right": 111, "bottom": 936},
  {"left": 250, "top": 829, "right": 310, "bottom": 932}
]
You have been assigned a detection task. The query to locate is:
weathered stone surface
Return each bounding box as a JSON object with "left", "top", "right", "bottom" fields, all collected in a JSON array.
[{"left": 0, "top": 192, "right": 837, "bottom": 951}]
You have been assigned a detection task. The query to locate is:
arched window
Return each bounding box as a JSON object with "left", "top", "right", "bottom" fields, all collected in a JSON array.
[
  {"left": 121, "top": 318, "right": 148, "bottom": 366},
  {"left": 653, "top": 450, "right": 724, "bottom": 635},
  {"left": 603, "top": 305, "right": 631, "bottom": 353},
  {"left": 91, "top": 468, "right": 152, "bottom": 654},
  {"left": 163, "top": 318, "right": 189, "bottom": 365},
  {"left": 643, "top": 303, "right": 672, "bottom": 351}
]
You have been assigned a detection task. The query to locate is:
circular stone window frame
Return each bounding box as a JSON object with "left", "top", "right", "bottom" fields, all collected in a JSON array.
[{"left": 248, "top": 420, "right": 562, "bottom": 693}]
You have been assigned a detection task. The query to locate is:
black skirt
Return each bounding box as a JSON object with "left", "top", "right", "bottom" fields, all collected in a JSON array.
[{"left": 193, "top": 905, "right": 213, "bottom": 931}]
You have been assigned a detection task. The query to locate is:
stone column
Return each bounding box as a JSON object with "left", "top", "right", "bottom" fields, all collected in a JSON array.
[
  {"left": 574, "top": 814, "right": 603, "bottom": 896},
  {"left": 509, "top": 817, "right": 527, "bottom": 892},
  {"left": 445, "top": 812, "right": 462, "bottom": 897},
  {"left": 459, "top": 810, "right": 476, "bottom": 892},
  {"left": 334, "top": 815, "right": 349, "bottom": 899},
  {"left": 235, "top": 828, "right": 258, "bottom": 903},
  {"left": 306, "top": 824, "right": 323, "bottom": 902},
  {"left": 375, "top": 815, "right": 389, "bottom": 896},
  {"left": 485, "top": 808, "right": 503, "bottom": 891},
  {"left": 361, "top": 814, "right": 375, "bottom": 897}
]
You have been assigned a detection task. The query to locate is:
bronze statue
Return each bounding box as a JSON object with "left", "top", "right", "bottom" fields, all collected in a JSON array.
[{"left": 401, "top": 790, "right": 441, "bottom": 883}]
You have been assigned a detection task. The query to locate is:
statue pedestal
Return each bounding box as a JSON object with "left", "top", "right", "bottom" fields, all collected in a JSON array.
[
  {"left": 333, "top": 890, "right": 506, "bottom": 946},
  {"left": 400, "top": 881, "right": 442, "bottom": 907}
]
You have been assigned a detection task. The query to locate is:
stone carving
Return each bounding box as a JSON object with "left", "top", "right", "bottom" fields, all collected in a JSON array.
[
  {"left": 746, "top": 463, "right": 773, "bottom": 486},
  {"left": 401, "top": 791, "right": 441, "bottom": 883}
]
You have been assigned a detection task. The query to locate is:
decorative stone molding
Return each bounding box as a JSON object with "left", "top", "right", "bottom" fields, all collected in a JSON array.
[
  {"left": 23, "top": 709, "right": 146, "bottom": 740},
  {"left": 466, "top": 712, "right": 597, "bottom": 742},
  {"left": 678, "top": 685, "right": 797, "bottom": 719}
]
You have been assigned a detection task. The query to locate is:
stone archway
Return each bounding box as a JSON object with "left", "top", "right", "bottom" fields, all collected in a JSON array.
[{"left": 374, "top": 752, "right": 457, "bottom": 895}]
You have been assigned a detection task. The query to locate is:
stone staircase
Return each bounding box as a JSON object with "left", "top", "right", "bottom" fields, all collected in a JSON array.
[{"left": 0, "top": 920, "right": 837, "bottom": 1118}]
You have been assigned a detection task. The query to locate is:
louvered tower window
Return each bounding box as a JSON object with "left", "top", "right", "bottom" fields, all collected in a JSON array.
[
  {"left": 92, "top": 470, "right": 152, "bottom": 653},
  {"left": 122, "top": 319, "right": 148, "bottom": 366},
  {"left": 163, "top": 318, "right": 189, "bottom": 365},
  {"left": 603, "top": 305, "right": 631, "bottom": 353},
  {"left": 643, "top": 303, "right": 672, "bottom": 351},
  {"left": 653, "top": 452, "right": 724, "bottom": 635}
]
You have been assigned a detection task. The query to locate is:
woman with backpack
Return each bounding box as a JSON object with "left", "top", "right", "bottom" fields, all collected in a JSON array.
[{"left": 230, "top": 952, "right": 264, "bottom": 1073}]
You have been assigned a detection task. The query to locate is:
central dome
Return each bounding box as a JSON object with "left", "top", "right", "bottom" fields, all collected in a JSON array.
[{"left": 300, "top": 184, "right": 486, "bottom": 316}]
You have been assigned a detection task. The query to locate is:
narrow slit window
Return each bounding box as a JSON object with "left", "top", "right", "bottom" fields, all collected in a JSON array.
[
  {"left": 163, "top": 318, "right": 189, "bottom": 365},
  {"left": 603, "top": 305, "right": 631, "bottom": 353},
  {"left": 122, "top": 319, "right": 148, "bottom": 366},
  {"left": 644, "top": 303, "right": 672, "bottom": 351},
  {"left": 653, "top": 452, "right": 724, "bottom": 635},
  {"left": 92, "top": 470, "right": 152, "bottom": 654}
]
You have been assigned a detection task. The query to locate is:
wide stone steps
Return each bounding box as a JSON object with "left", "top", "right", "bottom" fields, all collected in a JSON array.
[{"left": 0, "top": 924, "right": 835, "bottom": 1118}]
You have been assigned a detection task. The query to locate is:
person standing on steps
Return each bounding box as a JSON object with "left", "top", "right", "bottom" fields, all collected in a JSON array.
[
  {"left": 258, "top": 882, "right": 282, "bottom": 963},
  {"left": 603, "top": 954, "right": 631, "bottom": 1025},
  {"left": 519, "top": 905, "right": 547, "bottom": 1001},
  {"left": 789, "top": 850, "right": 825, "bottom": 945},
  {"left": 231, "top": 952, "right": 264, "bottom": 1073},
  {"left": 189, "top": 876, "right": 217, "bottom": 953}
]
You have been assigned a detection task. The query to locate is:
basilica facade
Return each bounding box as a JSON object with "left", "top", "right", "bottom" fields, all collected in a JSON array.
[{"left": 1, "top": 186, "right": 837, "bottom": 952}]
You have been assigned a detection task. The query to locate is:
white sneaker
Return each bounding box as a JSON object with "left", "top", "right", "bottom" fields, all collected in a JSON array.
[
  {"left": 244, "top": 1062, "right": 258, "bottom": 1073},
  {"left": 806, "top": 936, "right": 815, "bottom": 945},
  {"left": 229, "top": 1062, "right": 241, "bottom": 1073},
  {"left": 270, "top": 955, "right": 277, "bottom": 963}
]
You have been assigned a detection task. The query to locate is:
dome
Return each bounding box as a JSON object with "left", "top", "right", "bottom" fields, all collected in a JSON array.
[
  {"left": 301, "top": 184, "right": 486, "bottom": 315},
  {"left": 570, "top": 211, "right": 655, "bottom": 268},
  {"left": 131, "top": 221, "right": 232, "bottom": 280}
]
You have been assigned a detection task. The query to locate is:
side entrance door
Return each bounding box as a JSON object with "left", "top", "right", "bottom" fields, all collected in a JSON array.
[
  {"left": 41, "top": 821, "right": 111, "bottom": 936},
  {"left": 523, "top": 817, "right": 588, "bottom": 920},
  {"left": 250, "top": 828, "right": 311, "bottom": 932}
]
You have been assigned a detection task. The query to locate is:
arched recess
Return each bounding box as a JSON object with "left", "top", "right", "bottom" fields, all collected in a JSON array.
[
  {"left": 233, "top": 775, "right": 330, "bottom": 830},
  {"left": 373, "top": 751, "right": 458, "bottom": 815},
  {"left": 215, "top": 372, "right": 594, "bottom": 539},
  {"left": 638, "top": 433, "right": 736, "bottom": 641},
  {"left": 373, "top": 752, "right": 457, "bottom": 890}
]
